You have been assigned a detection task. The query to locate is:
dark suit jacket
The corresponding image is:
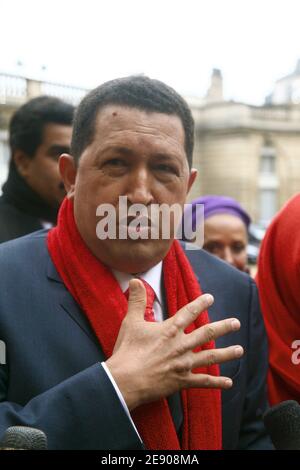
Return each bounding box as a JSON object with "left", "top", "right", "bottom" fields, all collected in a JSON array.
[
  {"left": 0, "top": 164, "right": 57, "bottom": 243},
  {"left": 0, "top": 197, "right": 44, "bottom": 243},
  {"left": 0, "top": 231, "right": 272, "bottom": 449}
]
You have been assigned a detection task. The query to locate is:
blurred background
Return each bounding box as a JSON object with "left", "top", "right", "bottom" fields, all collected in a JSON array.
[{"left": 1, "top": 0, "right": 300, "bottom": 262}]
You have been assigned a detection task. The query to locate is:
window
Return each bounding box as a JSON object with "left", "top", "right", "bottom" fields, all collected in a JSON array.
[
  {"left": 259, "top": 189, "right": 277, "bottom": 225},
  {"left": 259, "top": 142, "right": 278, "bottom": 225},
  {"left": 260, "top": 146, "right": 276, "bottom": 174}
]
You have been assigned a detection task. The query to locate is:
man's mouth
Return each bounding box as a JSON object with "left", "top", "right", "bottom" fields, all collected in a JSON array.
[
  {"left": 119, "top": 215, "right": 151, "bottom": 227},
  {"left": 118, "top": 215, "right": 156, "bottom": 237}
]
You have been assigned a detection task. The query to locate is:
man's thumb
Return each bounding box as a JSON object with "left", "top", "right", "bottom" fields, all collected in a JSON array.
[{"left": 127, "top": 279, "right": 146, "bottom": 320}]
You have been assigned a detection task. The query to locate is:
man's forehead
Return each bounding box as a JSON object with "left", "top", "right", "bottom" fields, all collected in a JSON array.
[
  {"left": 94, "top": 104, "right": 185, "bottom": 140},
  {"left": 41, "top": 122, "right": 72, "bottom": 144}
]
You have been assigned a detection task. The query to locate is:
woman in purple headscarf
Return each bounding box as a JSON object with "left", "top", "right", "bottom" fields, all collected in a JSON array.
[{"left": 183, "top": 195, "right": 251, "bottom": 272}]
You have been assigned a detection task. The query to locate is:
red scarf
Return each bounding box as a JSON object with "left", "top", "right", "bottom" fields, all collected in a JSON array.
[
  {"left": 256, "top": 193, "right": 300, "bottom": 405},
  {"left": 47, "top": 197, "right": 222, "bottom": 449}
]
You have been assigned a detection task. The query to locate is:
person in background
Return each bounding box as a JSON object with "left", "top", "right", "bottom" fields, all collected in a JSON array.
[
  {"left": 256, "top": 193, "right": 300, "bottom": 405},
  {"left": 0, "top": 96, "right": 74, "bottom": 243},
  {"left": 183, "top": 195, "right": 251, "bottom": 273}
]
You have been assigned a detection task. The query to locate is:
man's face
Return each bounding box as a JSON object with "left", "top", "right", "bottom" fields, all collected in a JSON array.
[
  {"left": 62, "top": 105, "right": 197, "bottom": 273},
  {"left": 17, "top": 123, "right": 72, "bottom": 209}
]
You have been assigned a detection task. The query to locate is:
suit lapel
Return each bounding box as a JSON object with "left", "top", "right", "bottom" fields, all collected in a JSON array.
[
  {"left": 46, "top": 257, "right": 100, "bottom": 347},
  {"left": 46, "top": 243, "right": 206, "bottom": 353}
]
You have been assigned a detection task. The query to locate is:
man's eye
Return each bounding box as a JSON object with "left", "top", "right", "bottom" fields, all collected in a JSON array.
[
  {"left": 49, "top": 154, "right": 61, "bottom": 162},
  {"left": 155, "top": 164, "right": 178, "bottom": 174},
  {"left": 105, "top": 159, "right": 127, "bottom": 167},
  {"left": 47, "top": 151, "right": 63, "bottom": 161}
]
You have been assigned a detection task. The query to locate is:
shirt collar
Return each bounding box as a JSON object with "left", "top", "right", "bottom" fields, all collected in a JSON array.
[{"left": 111, "top": 261, "right": 163, "bottom": 305}]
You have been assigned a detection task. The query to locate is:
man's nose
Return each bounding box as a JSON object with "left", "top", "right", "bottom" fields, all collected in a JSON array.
[{"left": 126, "top": 168, "right": 154, "bottom": 205}]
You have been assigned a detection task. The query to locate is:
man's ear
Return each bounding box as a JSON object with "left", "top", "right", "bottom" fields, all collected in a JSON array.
[
  {"left": 187, "top": 168, "right": 198, "bottom": 194},
  {"left": 59, "top": 154, "right": 77, "bottom": 199},
  {"left": 13, "top": 150, "right": 32, "bottom": 178}
]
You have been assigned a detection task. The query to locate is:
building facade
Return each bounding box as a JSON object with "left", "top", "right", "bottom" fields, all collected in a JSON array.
[
  {"left": 189, "top": 98, "right": 300, "bottom": 224},
  {"left": 0, "top": 73, "right": 87, "bottom": 187},
  {"left": 1, "top": 66, "right": 300, "bottom": 225},
  {"left": 188, "top": 66, "right": 300, "bottom": 225}
]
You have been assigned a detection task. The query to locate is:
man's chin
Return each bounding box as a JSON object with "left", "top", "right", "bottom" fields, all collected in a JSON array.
[{"left": 100, "top": 239, "right": 173, "bottom": 273}]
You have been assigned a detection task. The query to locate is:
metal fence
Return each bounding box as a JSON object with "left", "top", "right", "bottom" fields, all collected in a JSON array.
[{"left": 0, "top": 72, "right": 89, "bottom": 105}]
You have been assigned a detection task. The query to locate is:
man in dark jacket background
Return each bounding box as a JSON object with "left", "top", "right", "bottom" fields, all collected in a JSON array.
[{"left": 0, "top": 96, "right": 74, "bottom": 243}]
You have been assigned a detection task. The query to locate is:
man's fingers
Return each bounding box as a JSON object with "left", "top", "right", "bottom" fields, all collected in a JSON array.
[
  {"left": 126, "top": 279, "right": 146, "bottom": 321},
  {"left": 172, "top": 293, "right": 215, "bottom": 330},
  {"left": 192, "top": 345, "right": 244, "bottom": 369},
  {"left": 184, "top": 318, "right": 241, "bottom": 350},
  {"left": 187, "top": 373, "right": 233, "bottom": 390}
]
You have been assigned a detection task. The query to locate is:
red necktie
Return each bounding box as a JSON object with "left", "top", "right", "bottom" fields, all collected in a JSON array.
[{"left": 125, "top": 279, "right": 156, "bottom": 322}]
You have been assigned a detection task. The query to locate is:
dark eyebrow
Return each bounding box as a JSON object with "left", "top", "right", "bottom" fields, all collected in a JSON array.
[
  {"left": 102, "top": 146, "right": 135, "bottom": 157},
  {"left": 47, "top": 145, "right": 70, "bottom": 155},
  {"left": 152, "top": 153, "right": 181, "bottom": 162},
  {"left": 100, "top": 146, "right": 184, "bottom": 171},
  {"left": 151, "top": 153, "right": 185, "bottom": 172}
]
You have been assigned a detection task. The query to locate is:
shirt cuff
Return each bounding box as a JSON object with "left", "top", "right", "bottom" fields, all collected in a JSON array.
[{"left": 101, "top": 362, "right": 143, "bottom": 444}]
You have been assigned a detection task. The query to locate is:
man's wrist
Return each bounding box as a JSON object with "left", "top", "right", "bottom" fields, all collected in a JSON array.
[
  {"left": 104, "top": 358, "right": 140, "bottom": 411},
  {"left": 101, "top": 362, "right": 143, "bottom": 444}
]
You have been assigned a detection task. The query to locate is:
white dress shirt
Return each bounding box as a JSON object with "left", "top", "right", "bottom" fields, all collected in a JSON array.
[
  {"left": 111, "top": 261, "right": 164, "bottom": 322},
  {"left": 101, "top": 261, "right": 164, "bottom": 442}
]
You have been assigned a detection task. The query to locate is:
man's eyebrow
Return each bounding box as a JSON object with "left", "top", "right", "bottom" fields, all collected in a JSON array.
[
  {"left": 47, "top": 145, "right": 70, "bottom": 154},
  {"left": 151, "top": 153, "right": 182, "bottom": 163},
  {"left": 101, "top": 146, "right": 135, "bottom": 156},
  {"left": 102, "top": 146, "right": 182, "bottom": 162},
  {"left": 102, "top": 145, "right": 183, "bottom": 168}
]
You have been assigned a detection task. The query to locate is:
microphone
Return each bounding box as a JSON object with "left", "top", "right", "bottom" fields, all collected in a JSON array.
[
  {"left": 263, "top": 400, "right": 300, "bottom": 449},
  {"left": 0, "top": 426, "right": 48, "bottom": 450}
]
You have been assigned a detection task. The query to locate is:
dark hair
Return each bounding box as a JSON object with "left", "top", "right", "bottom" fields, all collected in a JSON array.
[
  {"left": 9, "top": 96, "right": 75, "bottom": 158},
  {"left": 71, "top": 75, "right": 194, "bottom": 168}
]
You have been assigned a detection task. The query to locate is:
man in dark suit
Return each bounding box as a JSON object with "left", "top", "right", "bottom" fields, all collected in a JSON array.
[
  {"left": 0, "top": 76, "right": 272, "bottom": 449},
  {"left": 0, "top": 96, "right": 74, "bottom": 243}
]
